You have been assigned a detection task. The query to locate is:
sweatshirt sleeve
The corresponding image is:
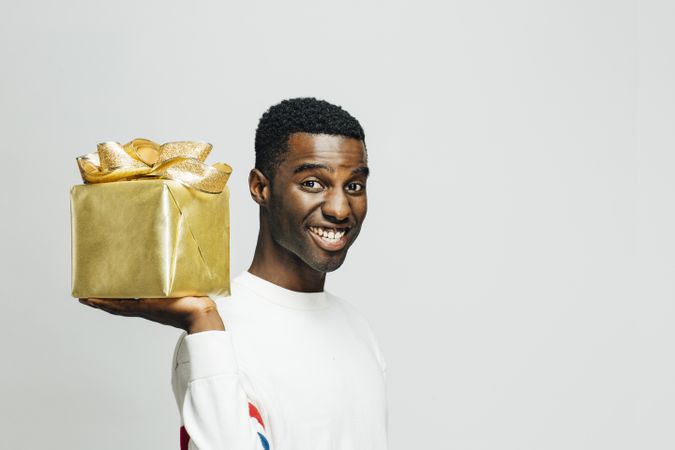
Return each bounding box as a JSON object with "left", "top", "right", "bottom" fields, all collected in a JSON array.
[
  {"left": 170, "top": 330, "right": 272, "bottom": 450},
  {"left": 362, "top": 319, "right": 388, "bottom": 440},
  {"left": 370, "top": 329, "right": 388, "bottom": 438}
]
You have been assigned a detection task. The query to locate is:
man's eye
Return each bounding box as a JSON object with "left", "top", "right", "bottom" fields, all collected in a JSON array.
[
  {"left": 347, "top": 182, "right": 365, "bottom": 192},
  {"left": 301, "top": 180, "right": 323, "bottom": 190}
]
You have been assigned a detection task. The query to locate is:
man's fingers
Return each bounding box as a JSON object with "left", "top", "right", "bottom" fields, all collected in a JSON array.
[{"left": 79, "top": 297, "right": 149, "bottom": 317}]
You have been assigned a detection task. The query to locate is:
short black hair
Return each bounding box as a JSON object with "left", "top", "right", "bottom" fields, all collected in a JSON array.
[{"left": 254, "top": 97, "right": 366, "bottom": 181}]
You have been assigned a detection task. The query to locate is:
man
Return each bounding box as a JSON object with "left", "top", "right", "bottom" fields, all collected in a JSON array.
[{"left": 79, "top": 97, "right": 388, "bottom": 450}]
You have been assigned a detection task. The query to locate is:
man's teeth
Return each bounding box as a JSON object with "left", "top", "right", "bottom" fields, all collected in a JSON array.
[{"left": 309, "top": 226, "right": 347, "bottom": 242}]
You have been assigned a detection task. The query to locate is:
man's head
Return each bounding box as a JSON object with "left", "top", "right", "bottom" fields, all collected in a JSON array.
[{"left": 249, "top": 97, "right": 369, "bottom": 273}]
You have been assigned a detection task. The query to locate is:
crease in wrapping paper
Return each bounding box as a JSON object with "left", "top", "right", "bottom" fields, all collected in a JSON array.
[
  {"left": 165, "top": 183, "right": 214, "bottom": 291},
  {"left": 71, "top": 179, "right": 230, "bottom": 298}
]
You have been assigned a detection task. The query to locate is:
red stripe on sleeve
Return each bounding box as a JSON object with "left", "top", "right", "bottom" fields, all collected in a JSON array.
[
  {"left": 248, "top": 402, "right": 266, "bottom": 430},
  {"left": 180, "top": 425, "right": 190, "bottom": 450}
]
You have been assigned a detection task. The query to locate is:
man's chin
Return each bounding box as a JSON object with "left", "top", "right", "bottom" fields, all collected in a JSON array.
[{"left": 306, "top": 254, "right": 348, "bottom": 273}]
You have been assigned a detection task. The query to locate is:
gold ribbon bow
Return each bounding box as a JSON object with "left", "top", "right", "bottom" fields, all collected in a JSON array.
[{"left": 76, "top": 138, "right": 232, "bottom": 193}]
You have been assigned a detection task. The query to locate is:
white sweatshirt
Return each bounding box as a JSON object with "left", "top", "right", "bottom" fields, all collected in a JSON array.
[{"left": 170, "top": 270, "right": 388, "bottom": 450}]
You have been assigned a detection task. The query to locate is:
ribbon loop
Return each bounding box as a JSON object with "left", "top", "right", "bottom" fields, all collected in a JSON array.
[{"left": 76, "top": 138, "right": 231, "bottom": 193}]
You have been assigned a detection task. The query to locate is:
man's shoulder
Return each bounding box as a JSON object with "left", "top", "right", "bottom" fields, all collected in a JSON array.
[
  {"left": 327, "top": 291, "right": 363, "bottom": 316},
  {"left": 327, "top": 292, "right": 377, "bottom": 336},
  {"left": 210, "top": 275, "right": 254, "bottom": 311}
]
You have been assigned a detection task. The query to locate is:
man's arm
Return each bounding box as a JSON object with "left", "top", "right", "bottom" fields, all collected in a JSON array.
[
  {"left": 371, "top": 330, "right": 388, "bottom": 442},
  {"left": 361, "top": 314, "right": 388, "bottom": 444},
  {"left": 171, "top": 312, "right": 273, "bottom": 450},
  {"left": 78, "top": 298, "right": 273, "bottom": 449},
  {"left": 187, "top": 307, "right": 226, "bottom": 334}
]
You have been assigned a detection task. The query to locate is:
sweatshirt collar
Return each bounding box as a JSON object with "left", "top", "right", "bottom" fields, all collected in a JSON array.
[{"left": 234, "top": 270, "right": 332, "bottom": 310}]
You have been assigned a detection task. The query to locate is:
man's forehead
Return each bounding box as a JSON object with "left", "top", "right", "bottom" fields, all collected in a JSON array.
[{"left": 282, "top": 132, "right": 368, "bottom": 175}]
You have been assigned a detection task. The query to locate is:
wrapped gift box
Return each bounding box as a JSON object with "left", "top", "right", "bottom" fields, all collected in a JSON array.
[{"left": 70, "top": 138, "right": 232, "bottom": 298}]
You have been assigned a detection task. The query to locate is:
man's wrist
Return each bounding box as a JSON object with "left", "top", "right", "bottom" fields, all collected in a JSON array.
[{"left": 187, "top": 309, "right": 225, "bottom": 334}]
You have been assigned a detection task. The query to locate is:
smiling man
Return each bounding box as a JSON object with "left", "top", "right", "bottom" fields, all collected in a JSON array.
[{"left": 79, "top": 97, "right": 388, "bottom": 450}]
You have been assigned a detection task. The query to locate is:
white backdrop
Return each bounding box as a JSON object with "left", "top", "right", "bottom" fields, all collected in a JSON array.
[{"left": 0, "top": 1, "right": 671, "bottom": 449}]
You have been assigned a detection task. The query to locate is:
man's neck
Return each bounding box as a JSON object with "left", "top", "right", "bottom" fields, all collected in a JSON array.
[{"left": 248, "top": 232, "right": 326, "bottom": 293}]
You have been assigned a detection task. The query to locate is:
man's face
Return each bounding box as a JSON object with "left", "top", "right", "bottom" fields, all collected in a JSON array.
[{"left": 266, "top": 132, "right": 369, "bottom": 272}]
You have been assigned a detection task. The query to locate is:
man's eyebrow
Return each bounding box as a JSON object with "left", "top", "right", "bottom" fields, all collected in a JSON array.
[
  {"left": 292, "top": 163, "right": 370, "bottom": 178},
  {"left": 293, "top": 163, "right": 334, "bottom": 174},
  {"left": 352, "top": 165, "right": 370, "bottom": 178}
]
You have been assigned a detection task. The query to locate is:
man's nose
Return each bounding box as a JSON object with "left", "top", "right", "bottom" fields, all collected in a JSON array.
[{"left": 322, "top": 188, "right": 350, "bottom": 223}]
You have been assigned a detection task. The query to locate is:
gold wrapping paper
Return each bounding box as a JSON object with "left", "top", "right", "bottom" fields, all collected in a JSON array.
[{"left": 70, "top": 138, "right": 232, "bottom": 298}]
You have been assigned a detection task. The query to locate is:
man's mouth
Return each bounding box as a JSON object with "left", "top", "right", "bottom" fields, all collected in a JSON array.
[{"left": 306, "top": 225, "right": 351, "bottom": 251}]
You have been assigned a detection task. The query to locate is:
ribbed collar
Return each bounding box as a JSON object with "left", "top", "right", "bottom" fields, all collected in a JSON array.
[{"left": 233, "top": 270, "right": 332, "bottom": 310}]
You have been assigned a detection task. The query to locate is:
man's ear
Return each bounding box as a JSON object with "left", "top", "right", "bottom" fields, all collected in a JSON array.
[{"left": 248, "top": 168, "right": 271, "bottom": 206}]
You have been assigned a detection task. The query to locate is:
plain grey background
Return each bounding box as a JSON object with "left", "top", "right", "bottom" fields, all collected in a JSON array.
[{"left": 0, "top": 1, "right": 670, "bottom": 449}]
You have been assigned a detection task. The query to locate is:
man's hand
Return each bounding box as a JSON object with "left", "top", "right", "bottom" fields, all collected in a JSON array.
[{"left": 78, "top": 296, "right": 225, "bottom": 334}]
